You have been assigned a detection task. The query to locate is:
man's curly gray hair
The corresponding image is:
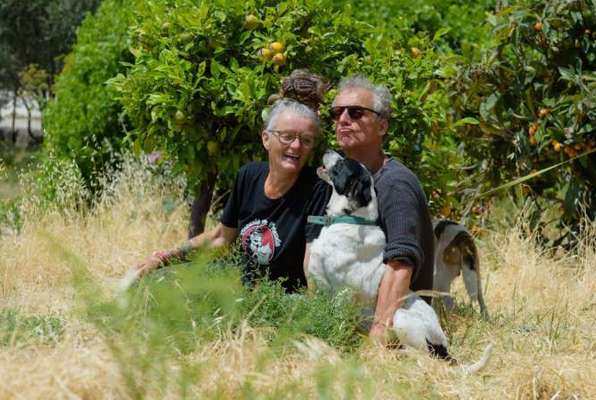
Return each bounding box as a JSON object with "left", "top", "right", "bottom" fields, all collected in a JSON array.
[{"left": 334, "top": 75, "right": 392, "bottom": 120}]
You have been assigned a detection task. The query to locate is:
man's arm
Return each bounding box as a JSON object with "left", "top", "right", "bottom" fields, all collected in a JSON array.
[{"left": 369, "top": 260, "right": 413, "bottom": 342}]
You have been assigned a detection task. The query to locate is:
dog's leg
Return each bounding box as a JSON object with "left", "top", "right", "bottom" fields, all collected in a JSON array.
[
  {"left": 461, "top": 249, "right": 489, "bottom": 319},
  {"left": 433, "top": 260, "right": 455, "bottom": 312},
  {"left": 462, "top": 237, "right": 488, "bottom": 319}
]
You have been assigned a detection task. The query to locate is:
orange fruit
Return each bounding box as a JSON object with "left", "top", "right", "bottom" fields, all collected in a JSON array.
[
  {"left": 534, "top": 21, "right": 543, "bottom": 31},
  {"left": 439, "top": 205, "right": 451, "bottom": 217},
  {"left": 269, "top": 42, "right": 284, "bottom": 54},
  {"left": 538, "top": 108, "right": 550, "bottom": 118},
  {"left": 529, "top": 136, "right": 537, "bottom": 145},
  {"left": 529, "top": 123, "right": 538, "bottom": 136},
  {"left": 552, "top": 140, "right": 561, "bottom": 152},
  {"left": 564, "top": 147, "right": 577, "bottom": 157},
  {"left": 410, "top": 47, "right": 421, "bottom": 58},
  {"left": 175, "top": 110, "right": 185, "bottom": 123},
  {"left": 258, "top": 48, "right": 272, "bottom": 60},
  {"left": 272, "top": 52, "right": 286, "bottom": 66},
  {"left": 244, "top": 14, "right": 260, "bottom": 30}
]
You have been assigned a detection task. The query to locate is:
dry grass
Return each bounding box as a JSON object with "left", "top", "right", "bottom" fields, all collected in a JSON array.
[{"left": 1, "top": 159, "right": 594, "bottom": 399}]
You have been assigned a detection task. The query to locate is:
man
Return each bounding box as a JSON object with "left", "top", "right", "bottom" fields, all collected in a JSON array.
[{"left": 311, "top": 76, "right": 434, "bottom": 342}]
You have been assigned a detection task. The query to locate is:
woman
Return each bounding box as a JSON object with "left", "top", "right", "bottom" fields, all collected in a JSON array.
[{"left": 129, "top": 99, "right": 327, "bottom": 291}]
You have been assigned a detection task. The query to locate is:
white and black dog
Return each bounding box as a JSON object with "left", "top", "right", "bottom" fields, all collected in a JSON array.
[
  {"left": 433, "top": 220, "right": 488, "bottom": 319},
  {"left": 308, "top": 151, "right": 491, "bottom": 372}
]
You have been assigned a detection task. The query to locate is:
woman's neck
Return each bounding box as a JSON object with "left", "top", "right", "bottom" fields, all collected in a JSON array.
[{"left": 264, "top": 167, "right": 299, "bottom": 199}]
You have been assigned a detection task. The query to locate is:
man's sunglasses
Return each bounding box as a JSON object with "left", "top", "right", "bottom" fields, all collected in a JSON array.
[{"left": 329, "top": 106, "right": 380, "bottom": 121}]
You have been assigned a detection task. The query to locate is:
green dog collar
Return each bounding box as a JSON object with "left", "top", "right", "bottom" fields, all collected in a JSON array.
[{"left": 307, "top": 215, "right": 377, "bottom": 226}]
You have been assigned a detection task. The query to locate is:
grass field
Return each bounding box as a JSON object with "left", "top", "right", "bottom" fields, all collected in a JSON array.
[{"left": 0, "top": 159, "right": 594, "bottom": 399}]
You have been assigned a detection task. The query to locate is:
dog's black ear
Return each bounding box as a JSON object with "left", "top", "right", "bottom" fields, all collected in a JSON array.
[
  {"left": 350, "top": 171, "right": 372, "bottom": 207},
  {"left": 328, "top": 159, "right": 351, "bottom": 195}
]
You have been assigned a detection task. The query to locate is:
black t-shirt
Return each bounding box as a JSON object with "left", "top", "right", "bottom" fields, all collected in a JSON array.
[
  {"left": 305, "top": 157, "right": 434, "bottom": 297},
  {"left": 221, "top": 162, "right": 326, "bottom": 292}
]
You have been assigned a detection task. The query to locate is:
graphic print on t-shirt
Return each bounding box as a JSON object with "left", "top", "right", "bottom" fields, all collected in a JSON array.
[{"left": 240, "top": 219, "right": 282, "bottom": 265}]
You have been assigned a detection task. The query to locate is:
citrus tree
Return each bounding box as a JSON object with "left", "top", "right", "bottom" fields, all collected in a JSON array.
[
  {"left": 109, "top": 0, "right": 388, "bottom": 235},
  {"left": 448, "top": 0, "right": 595, "bottom": 243}
]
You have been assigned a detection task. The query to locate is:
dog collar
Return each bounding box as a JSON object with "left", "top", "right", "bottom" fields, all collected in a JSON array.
[{"left": 307, "top": 215, "right": 377, "bottom": 226}]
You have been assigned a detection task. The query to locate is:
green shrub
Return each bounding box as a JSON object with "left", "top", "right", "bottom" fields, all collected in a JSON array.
[
  {"left": 43, "top": 0, "right": 134, "bottom": 187},
  {"left": 74, "top": 253, "right": 364, "bottom": 397},
  {"left": 110, "top": 0, "right": 372, "bottom": 190},
  {"left": 110, "top": 0, "right": 475, "bottom": 218},
  {"left": 334, "top": 0, "right": 497, "bottom": 59},
  {"left": 20, "top": 152, "right": 91, "bottom": 213},
  {"left": 241, "top": 280, "right": 365, "bottom": 352},
  {"left": 105, "top": 256, "right": 364, "bottom": 352}
]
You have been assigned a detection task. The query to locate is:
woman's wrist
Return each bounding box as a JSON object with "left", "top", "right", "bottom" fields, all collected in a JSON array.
[
  {"left": 175, "top": 240, "right": 194, "bottom": 259},
  {"left": 153, "top": 240, "right": 195, "bottom": 267}
]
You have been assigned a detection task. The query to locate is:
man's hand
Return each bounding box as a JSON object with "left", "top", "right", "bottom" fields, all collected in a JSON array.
[{"left": 369, "top": 321, "right": 392, "bottom": 345}]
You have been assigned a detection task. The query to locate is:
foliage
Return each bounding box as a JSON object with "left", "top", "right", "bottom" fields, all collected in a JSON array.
[
  {"left": 19, "top": 152, "right": 91, "bottom": 213},
  {"left": 448, "top": 0, "right": 595, "bottom": 241},
  {"left": 73, "top": 254, "right": 364, "bottom": 397},
  {"left": 0, "top": 0, "right": 101, "bottom": 90},
  {"left": 334, "top": 0, "right": 497, "bottom": 59},
  {"left": 18, "top": 64, "right": 49, "bottom": 110},
  {"left": 103, "top": 256, "right": 364, "bottom": 353},
  {"left": 241, "top": 280, "right": 365, "bottom": 352},
  {"left": 110, "top": 0, "right": 374, "bottom": 191},
  {"left": 0, "top": 199, "right": 22, "bottom": 236},
  {"left": 43, "top": 0, "right": 134, "bottom": 187},
  {"left": 109, "top": 0, "right": 481, "bottom": 218},
  {"left": 0, "top": 308, "right": 64, "bottom": 347}
]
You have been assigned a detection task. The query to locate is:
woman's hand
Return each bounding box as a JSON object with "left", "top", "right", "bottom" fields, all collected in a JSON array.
[
  {"left": 134, "top": 250, "right": 170, "bottom": 276},
  {"left": 118, "top": 252, "right": 163, "bottom": 292}
]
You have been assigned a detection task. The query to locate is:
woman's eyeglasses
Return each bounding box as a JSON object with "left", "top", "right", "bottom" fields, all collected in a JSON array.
[
  {"left": 267, "top": 130, "right": 317, "bottom": 148},
  {"left": 329, "top": 105, "right": 380, "bottom": 121}
]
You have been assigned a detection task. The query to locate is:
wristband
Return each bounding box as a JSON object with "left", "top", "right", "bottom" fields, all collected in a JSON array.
[{"left": 176, "top": 240, "right": 194, "bottom": 258}]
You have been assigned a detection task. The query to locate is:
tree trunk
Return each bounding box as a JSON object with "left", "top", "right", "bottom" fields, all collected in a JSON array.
[
  {"left": 10, "top": 90, "right": 17, "bottom": 137},
  {"left": 188, "top": 171, "right": 218, "bottom": 238},
  {"left": 23, "top": 97, "right": 31, "bottom": 135}
]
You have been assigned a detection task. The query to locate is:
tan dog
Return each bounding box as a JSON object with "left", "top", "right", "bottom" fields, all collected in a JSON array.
[{"left": 433, "top": 220, "right": 488, "bottom": 319}]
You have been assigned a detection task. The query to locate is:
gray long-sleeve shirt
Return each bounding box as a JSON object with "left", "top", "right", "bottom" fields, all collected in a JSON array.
[{"left": 373, "top": 158, "right": 434, "bottom": 295}]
